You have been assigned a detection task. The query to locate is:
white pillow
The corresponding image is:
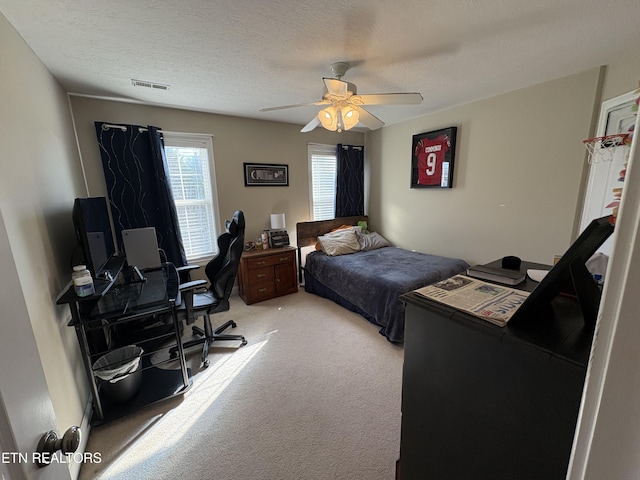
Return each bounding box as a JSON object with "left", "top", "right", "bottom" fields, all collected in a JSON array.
[
  {"left": 326, "top": 225, "right": 362, "bottom": 235},
  {"left": 313, "top": 225, "right": 362, "bottom": 251},
  {"left": 317, "top": 228, "right": 361, "bottom": 256}
]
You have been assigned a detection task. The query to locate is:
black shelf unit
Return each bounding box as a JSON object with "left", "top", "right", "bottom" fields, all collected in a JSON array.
[
  {"left": 58, "top": 259, "right": 191, "bottom": 424},
  {"left": 94, "top": 358, "right": 190, "bottom": 425}
]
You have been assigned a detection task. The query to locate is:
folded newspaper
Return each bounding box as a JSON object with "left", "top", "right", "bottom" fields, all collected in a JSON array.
[{"left": 414, "top": 275, "right": 530, "bottom": 326}]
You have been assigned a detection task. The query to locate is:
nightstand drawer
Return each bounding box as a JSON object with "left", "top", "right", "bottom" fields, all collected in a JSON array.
[
  {"left": 246, "top": 282, "right": 276, "bottom": 301},
  {"left": 246, "top": 267, "right": 274, "bottom": 284},
  {"left": 246, "top": 251, "right": 295, "bottom": 270}
]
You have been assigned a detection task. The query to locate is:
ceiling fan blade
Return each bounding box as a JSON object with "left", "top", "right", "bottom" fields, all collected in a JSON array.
[
  {"left": 300, "top": 116, "right": 321, "bottom": 133},
  {"left": 260, "top": 100, "right": 329, "bottom": 112},
  {"left": 357, "top": 93, "right": 423, "bottom": 105},
  {"left": 323, "top": 78, "right": 348, "bottom": 97},
  {"left": 354, "top": 106, "right": 385, "bottom": 130}
]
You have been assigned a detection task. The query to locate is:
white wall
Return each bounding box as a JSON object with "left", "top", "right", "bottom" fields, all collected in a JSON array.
[
  {"left": 366, "top": 68, "right": 603, "bottom": 266},
  {"left": 569, "top": 54, "right": 640, "bottom": 480},
  {"left": 0, "top": 12, "right": 88, "bottom": 442},
  {"left": 572, "top": 110, "right": 640, "bottom": 480}
]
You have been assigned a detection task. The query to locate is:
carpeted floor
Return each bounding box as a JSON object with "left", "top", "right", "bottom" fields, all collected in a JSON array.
[{"left": 78, "top": 290, "right": 404, "bottom": 480}]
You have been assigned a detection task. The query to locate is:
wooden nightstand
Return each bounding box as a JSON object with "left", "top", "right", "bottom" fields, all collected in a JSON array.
[{"left": 237, "top": 246, "right": 298, "bottom": 304}]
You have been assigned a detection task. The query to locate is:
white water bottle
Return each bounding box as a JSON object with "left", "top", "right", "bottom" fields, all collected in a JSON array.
[{"left": 72, "top": 265, "right": 95, "bottom": 297}]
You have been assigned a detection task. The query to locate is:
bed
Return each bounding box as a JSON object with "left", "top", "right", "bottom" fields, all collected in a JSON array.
[{"left": 297, "top": 216, "right": 469, "bottom": 343}]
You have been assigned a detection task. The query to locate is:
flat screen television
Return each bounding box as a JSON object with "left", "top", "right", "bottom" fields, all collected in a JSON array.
[
  {"left": 512, "top": 215, "right": 614, "bottom": 324},
  {"left": 72, "top": 197, "right": 116, "bottom": 278}
]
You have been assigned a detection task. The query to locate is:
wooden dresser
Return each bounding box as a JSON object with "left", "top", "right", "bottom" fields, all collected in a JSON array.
[{"left": 237, "top": 246, "right": 298, "bottom": 304}]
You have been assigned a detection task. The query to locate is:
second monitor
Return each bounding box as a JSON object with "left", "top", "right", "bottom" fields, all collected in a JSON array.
[{"left": 122, "top": 227, "right": 162, "bottom": 271}]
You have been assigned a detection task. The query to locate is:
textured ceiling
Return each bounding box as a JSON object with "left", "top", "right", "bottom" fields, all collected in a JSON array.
[{"left": 2, "top": 0, "right": 640, "bottom": 130}]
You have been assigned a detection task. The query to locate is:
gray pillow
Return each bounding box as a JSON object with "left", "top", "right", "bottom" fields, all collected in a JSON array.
[{"left": 356, "top": 231, "right": 390, "bottom": 251}]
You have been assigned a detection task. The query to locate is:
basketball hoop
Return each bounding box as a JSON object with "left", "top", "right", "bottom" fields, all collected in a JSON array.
[{"left": 583, "top": 133, "right": 630, "bottom": 164}]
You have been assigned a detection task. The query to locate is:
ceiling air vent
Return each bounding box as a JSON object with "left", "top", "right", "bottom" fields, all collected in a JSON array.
[{"left": 131, "top": 79, "right": 170, "bottom": 90}]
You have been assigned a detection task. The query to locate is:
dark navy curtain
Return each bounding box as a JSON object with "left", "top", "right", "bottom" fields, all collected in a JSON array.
[
  {"left": 335, "top": 144, "right": 364, "bottom": 217},
  {"left": 94, "top": 122, "right": 186, "bottom": 267}
]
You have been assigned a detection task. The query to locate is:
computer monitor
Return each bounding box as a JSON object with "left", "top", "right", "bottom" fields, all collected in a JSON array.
[
  {"left": 512, "top": 215, "right": 614, "bottom": 324},
  {"left": 72, "top": 197, "right": 116, "bottom": 278}
]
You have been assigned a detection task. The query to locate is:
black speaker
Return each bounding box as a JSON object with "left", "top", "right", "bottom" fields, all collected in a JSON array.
[
  {"left": 267, "top": 230, "right": 290, "bottom": 248},
  {"left": 501, "top": 255, "right": 521, "bottom": 270}
]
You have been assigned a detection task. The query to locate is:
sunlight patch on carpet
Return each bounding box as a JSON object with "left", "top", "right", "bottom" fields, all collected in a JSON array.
[{"left": 99, "top": 339, "right": 267, "bottom": 477}]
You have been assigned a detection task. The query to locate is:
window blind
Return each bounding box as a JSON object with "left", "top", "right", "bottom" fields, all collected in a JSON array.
[
  {"left": 308, "top": 144, "right": 337, "bottom": 221},
  {"left": 163, "top": 134, "right": 220, "bottom": 260}
]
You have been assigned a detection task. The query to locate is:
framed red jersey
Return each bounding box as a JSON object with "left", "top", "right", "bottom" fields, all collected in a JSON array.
[{"left": 411, "top": 127, "right": 457, "bottom": 188}]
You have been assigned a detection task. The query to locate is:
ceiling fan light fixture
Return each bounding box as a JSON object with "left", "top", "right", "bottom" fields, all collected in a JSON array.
[
  {"left": 318, "top": 106, "right": 338, "bottom": 131},
  {"left": 318, "top": 104, "right": 359, "bottom": 132},
  {"left": 262, "top": 61, "right": 421, "bottom": 133},
  {"left": 341, "top": 105, "right": 359, "bottom": 131}
]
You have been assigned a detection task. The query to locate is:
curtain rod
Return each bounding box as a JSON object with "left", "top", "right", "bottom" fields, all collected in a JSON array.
[
  {"left": 99, "top": 125, "right": 210, "bottom": 139},
  {"left": 100, "top": 123, "right": 164, "bottom": 133},
  {"left": 101, "top": 123, "right": 127, "bottom": 131}
]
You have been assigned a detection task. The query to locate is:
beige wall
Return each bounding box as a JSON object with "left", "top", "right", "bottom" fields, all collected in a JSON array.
[
  {"left": 69, "top": 97, "right": 364, "bottom": 248},
  {"left": 71, "top": 67, "right": 607, "bottom": 270},
  {"left": 0, "top": 12, "right": 88, "bottom": 443},
  {"left": 366, "top": 68, "right": 603, "bottom": 266},
  {"left": 601, "top": 53, "right": 640, "bottom": 102}
]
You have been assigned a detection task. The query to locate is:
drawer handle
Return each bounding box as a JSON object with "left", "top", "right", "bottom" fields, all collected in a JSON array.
[
  {"left": 257, "top": 287, "right": 268, "bottom": 293},
  {"left": 255, "top": 261, "right": 266, "bottom": 266},
  {"left": 256, "top": 273, "right": 267, "bottom": 279},
  {"left": 279, "top": 257, "right": 289, "bottom": 262}
]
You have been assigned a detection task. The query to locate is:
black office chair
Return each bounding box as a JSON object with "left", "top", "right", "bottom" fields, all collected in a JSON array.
[{"left": 173, "top": 210, "right": 247, "bottom": 367}]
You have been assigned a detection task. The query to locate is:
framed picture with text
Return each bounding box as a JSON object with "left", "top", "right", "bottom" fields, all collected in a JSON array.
[
  {"left": 244, "top": 163, "right": 289, "bottom": 186},
  {"left": 411, "top": 127, "right": 457, "bottom": 188}
]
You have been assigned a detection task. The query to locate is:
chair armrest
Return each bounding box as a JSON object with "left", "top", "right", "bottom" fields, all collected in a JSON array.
[
  {"left": 177, "top": 265, "right": 200, "bottom": 273},
  {"left": 176, "top": 265, "right": 200, "bottom": 272},
  {"left": 179, "top": 279, "right": 207, "bottom": 292},
  {"left": 177, "top": 264, "right": 201, "bottom": 284}
]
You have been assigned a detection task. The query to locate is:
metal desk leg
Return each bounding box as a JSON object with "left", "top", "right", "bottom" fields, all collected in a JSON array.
[{"left": 170, "top": 301, "right": 189, "bottom": 388}]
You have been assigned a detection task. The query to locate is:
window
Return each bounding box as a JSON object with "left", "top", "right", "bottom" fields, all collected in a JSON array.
[
  {"left": 308, "top": 143, "right": 337, "bottom": 220},
  {"left": 163, "top": 133, "right": 221, "bottom": 261}
]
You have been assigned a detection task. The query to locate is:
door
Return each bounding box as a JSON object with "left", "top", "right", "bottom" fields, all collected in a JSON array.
[
  {"left": 580, "top": 90, "right": 637, "bottom": 255},
  {"left": 275, "top": 261, "right": 296, "bottom": 294},
  {"left": 0, "top": 210, "right": 71, "bottom": 480}
]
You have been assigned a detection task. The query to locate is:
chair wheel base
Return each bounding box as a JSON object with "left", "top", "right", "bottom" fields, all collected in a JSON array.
[{"left": 173, "top": 318, "right": 247, "bottom": 366}]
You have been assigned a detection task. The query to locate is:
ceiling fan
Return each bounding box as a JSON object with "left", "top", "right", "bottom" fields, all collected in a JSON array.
[{"left": 260, "top": 62, "right": 423, "bottom": 133}]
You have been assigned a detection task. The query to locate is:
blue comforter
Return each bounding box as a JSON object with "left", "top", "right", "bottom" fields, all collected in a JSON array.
[{"left": 304, "top": 247, "right": 468, "bottom": 342}]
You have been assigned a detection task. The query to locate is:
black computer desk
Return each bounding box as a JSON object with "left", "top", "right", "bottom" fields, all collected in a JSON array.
[{"left": 57, "top": 257, "right": 192, "bottom": 424}]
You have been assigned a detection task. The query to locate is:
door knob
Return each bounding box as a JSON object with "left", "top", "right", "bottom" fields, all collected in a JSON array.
[{"left": 36, "top": 426, "right": 81, "bottom": 467}]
